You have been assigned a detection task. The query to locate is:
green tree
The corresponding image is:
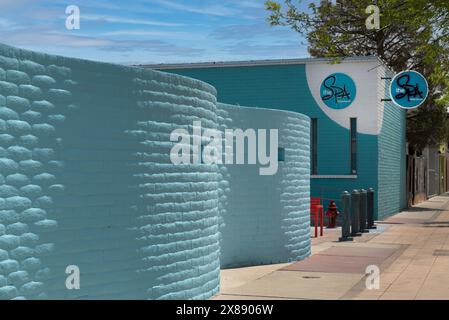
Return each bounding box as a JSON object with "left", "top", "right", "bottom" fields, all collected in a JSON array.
[{"left": 266, "top": 0, "right": 449, "bottom": 153}]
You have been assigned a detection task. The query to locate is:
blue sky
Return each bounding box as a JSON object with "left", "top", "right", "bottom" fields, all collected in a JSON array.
[{"left": 0, "top": 0, "right": 315, "bottom": 64}]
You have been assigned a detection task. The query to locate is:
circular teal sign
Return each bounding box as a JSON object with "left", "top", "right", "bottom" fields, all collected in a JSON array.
[
  {"left": 320, "top": 73, "right": 357, "bottom": 109},
  {"left": 390, "top": 71, "right": 428, "bottom": 109}
]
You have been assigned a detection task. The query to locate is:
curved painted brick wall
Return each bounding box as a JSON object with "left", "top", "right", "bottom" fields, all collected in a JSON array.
[
  {"left": 217, "top": 103, "right": 311, "bottom": 268},
  {"left": 0, "top": 43, "right": 312, "bottom": 299},
  {"left": 0, "top": 43, "right": 220, "bottom": 300}
]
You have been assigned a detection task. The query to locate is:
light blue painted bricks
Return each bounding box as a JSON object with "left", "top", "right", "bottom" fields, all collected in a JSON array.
[
  {"left": 0, "top": 43, "right": 221, "bottom": 300},
  {"left": 0, "top": 43, "right": 312, "bottom": 300},
  {"left": 218, "top": 104, "right": 311, "bottom": 267}
]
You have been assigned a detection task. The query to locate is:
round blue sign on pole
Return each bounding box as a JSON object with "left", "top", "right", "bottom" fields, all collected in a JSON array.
[
  {"left": 320, "top": 73, "right": 357, "bottom": 109},
  {"left": 390, "top": 70, "right": 428, "bottom": 109}
]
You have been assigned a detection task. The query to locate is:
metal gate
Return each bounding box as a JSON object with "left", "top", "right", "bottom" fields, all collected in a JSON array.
[{"left": 407, "top": 155, "right": 427, "bottom": 205}]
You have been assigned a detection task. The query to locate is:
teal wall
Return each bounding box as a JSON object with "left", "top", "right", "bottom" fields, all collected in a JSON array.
[
  {"left": 217, "top": 104, "right": 310, "bottom": 268},
  {"left": 168, "top": 65, "right": 354, "bottom": 174},
  {"left": 377, "top": 69, "right": 407, "bottom": 219},
  {"left": 167, "top": 65, "right": 380, "bottom": 214}
]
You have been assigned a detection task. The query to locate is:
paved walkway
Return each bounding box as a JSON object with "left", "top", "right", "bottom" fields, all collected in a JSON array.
[{"left": 213, "top": 194, "right": 449, "bottom": 300}]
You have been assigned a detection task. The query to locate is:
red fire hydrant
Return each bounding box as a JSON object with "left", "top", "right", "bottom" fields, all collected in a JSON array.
[{"left": 326, "top": 200, "right": 339, "bottom": 228}]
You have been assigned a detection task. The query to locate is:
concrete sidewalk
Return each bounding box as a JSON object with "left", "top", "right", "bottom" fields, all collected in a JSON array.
[{"left": 212, "top": 194, "right": 449, "bottom": 300}]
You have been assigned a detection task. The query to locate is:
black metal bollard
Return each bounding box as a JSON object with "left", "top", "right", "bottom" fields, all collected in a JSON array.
[
  {"left": 351, "top": 190, "right": 362, "bottom": 237},
  {"left": 339, "top": 191, "right": 353, "bottom": 242},
  {"left": 359, "top": 189, "right": 369, "bottom": 233},
  {"left": 367, "top": 188, "right": 377, "bottom": 229}
]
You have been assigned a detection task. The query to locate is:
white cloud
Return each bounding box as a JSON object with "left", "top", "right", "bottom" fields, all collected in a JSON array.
[
  {"left": 100, "top": 30, "right": 190, "bottom": 37},
  {"left": 232, "top": 0, "right": 265, "bottom": 9},
  {"left": 0, "top": 31, "right": 112, "bottom": 48},
  {"left": 0, "top": 27, "right": 203, "bottom": 60},
  {"left": 223, "top": 40, "right": 306, "bottom": 58},
  {"left": 0, "top": 18, "right": 17, "bottom": 29},
  {"left": 211, "top": 23, "right": 299, "bottom": 40},
  {"left": 0, "top": 0, "right": 32, "bottom": 10},
  {"left": 82, "top": 14, "right": 184, "bottom": 27},
  {"left": 0, "top": 0, "right": 309, "bottom": 64},
  {"left": 149, "top": 0, "right": 240, "bottom": 17}
]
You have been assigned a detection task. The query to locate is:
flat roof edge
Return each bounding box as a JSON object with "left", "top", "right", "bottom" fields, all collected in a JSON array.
[{"left": 138, "top": 56, "right": 384, "bottom": 70}]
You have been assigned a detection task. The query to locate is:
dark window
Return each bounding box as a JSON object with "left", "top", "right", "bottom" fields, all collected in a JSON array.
[
  {"left": 200, "top": 144, "right": 205, "bottom": 164},
  {"left": 278, "top": 147, "right": 285, "bottom": 162},
  {"left": 350, "top": 118, "right": 357, "bottom": 174},
  {"left": 311, "top": 118, "right": 318, "bottom": 175}
]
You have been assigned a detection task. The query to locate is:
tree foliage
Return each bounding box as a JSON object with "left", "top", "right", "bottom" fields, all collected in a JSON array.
[{"left": 266, "top": 0, "right": 449, "bottom": 153}]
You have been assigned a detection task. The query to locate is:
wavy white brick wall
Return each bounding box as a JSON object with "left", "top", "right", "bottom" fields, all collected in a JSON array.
[
  {"left": 132, "top": 75, "right": 221, "bottom": 300},
  {"left": 0, "top": 43, "right": 221, "bottom": 300},
  {"left": 0, "top": 50, "right": 70, "bottom": 299},
  {"left": 217, "top": 104, "right": 311, "bottom": 267},
  {"left": 0, "top": 43, "right": 311, "bottom": 300}
]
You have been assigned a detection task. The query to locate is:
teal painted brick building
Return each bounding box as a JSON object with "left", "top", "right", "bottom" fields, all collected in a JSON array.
[{"left": 150, "top": 57, "right": 407, "bottom": 219}]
